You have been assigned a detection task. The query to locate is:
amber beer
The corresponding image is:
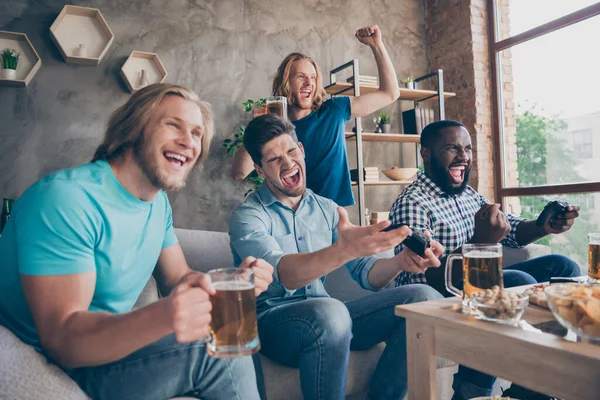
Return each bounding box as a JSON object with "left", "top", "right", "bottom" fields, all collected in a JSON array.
[
  {"left": 589, "top": 233, "right": 600, "bottom": 280},
  {"left": 266, "top": 96, "right": 288, "bottom": 120},
  {"left": 463, "top": 251, "right": 504, "bottom": 297},
  {"left": 445, "top": 243, "right": 503, "bottom": 312},
  {"left": 206, "top": 269, "right": 260, "bottom": 358}
]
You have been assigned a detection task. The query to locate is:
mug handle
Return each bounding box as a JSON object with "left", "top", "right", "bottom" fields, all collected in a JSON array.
[{"left": 445, "top": 254, "right": 463, "bottom": 297}]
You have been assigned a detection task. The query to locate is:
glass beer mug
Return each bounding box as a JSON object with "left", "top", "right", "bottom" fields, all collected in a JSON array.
[
  {"left": 265, "top": 96, "right": 288, "bottom": 120},
  {"left": 205, "top": 268, "right": 260, "bottom": 358},
  {"left": 445, "top": 243, "right": 504, "bottom": 312},
  {"left": 589, "top": 233, "right": 600, "bottom": 281}
]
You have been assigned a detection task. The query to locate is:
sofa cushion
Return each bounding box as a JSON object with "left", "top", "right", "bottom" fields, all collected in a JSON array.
[
  {"left": 0, "top": 325, "right": 89, "bottom": 400},
  {"left": 175, "top": 228, "right": 234, "bottom": 272}
]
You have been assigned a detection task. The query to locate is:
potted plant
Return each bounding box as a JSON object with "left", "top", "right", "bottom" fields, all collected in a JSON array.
[
  {"left": 1, "top": 48, "right": 20, "bottom": 80},
  {"left": 377, "top": 112, "right": 391, "bottom": 133},
  {"left": 222, "top": 98, "right": 267, "bottom": 197},
  {"left": 400, "top": 77, "right": 414, "bottom": 89}
]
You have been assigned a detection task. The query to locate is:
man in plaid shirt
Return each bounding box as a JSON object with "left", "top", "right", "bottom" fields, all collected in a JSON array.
[{"left": 389, "top": 120, "right": 580, "bottom": 400}]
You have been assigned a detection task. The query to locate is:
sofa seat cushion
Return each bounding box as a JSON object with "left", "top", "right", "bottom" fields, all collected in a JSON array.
[
  {"left": 260, "top": 343, "right": 456, "bottom": 400},
  {"left": 0, "top": 325, "right": 89, "bottom": 400}
]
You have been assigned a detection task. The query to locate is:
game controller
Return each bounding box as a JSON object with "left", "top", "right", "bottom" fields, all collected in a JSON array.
[
  {"left": 381, "top": 223, "right": 431, "bottom": 257},
  {"left": 536, "top": 200, "right": 570, "bottom": 228}
]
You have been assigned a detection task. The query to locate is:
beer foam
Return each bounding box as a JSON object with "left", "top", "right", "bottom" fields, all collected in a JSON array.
[
  {"left": 212, "top": 281, "right": 254, "bottom": 291},
  {"left": 464, "top": 251, "right": 501, "bottom": 258}
]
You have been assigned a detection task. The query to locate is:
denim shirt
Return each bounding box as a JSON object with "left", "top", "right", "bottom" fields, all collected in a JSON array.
[{"left": 228, "top": 184, "right": 378, "bottom": 317}]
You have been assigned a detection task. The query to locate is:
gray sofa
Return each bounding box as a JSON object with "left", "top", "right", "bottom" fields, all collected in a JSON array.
[{"left": 0, "top": 228, "right": 550, "bottom": 400}]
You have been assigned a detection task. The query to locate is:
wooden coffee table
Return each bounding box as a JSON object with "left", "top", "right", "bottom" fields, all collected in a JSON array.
[{"left": 395, "top": 291, "right": 600, "bottom": 400}]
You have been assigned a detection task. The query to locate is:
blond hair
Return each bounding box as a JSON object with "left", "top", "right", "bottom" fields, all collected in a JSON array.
[
  {"left": 93, "top": 83, "right": 214, "bottom": 166},
  {"left": 272, "top": 52, "right": 327, "bottom": 112}
]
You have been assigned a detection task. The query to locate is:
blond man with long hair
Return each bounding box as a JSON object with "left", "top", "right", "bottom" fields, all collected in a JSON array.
[
  {"left": 0, "top": 83, "right": 272, "bottom": 400},
  {"left": 232, "top": 25, "right": 400, "bottom": 206}
]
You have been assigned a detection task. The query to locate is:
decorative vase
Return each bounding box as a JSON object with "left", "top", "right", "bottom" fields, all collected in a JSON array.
[
  {"left": 76, "top": 44, "right": 87, "bottom": 57},
  {"left": 381, "top": 124, "right": 391, "bottom": 133},
  {"left": 405, "top": 81, "right": 414, "bottom": 89},
  {"left": 138, "top": 69, "right": 149, "bottom": 88},
  {"left": 1, "top": 69, "right": 16, "bottom": 80}
]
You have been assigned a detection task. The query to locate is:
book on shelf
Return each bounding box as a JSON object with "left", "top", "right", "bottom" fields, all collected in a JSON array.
[
  {"left": 350, "top": 167, "right": 380, "bottom": 182},
  {"left": 346, "top": 75, "right": 378, "bottom": 85},
  {"left": 402, "top": 108, "right": 435, "bottom": 134}
]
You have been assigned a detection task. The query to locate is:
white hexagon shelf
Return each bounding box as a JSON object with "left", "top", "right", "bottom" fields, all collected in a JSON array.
[
  {"left": 120, "top": 51, "right": 168, "bottom": 93},
  {"left": 50, "top": 5, "right": 114, "bottom": 65},
  {"left": 0, "top": 31, "right": 42, "bottom": 87}
]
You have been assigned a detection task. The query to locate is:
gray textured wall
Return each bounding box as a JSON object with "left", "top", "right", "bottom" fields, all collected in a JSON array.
[{"left": 0, "top": 0, "right": 428, "bottom": 231}]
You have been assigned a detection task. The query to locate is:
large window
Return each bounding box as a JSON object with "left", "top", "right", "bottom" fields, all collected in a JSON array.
[{"left": 490, "top": 1, "right": 600, "bottom": 264}]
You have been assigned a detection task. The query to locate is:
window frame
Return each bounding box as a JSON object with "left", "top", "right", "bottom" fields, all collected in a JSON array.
[{"left": 487, "top": 1, "right": 600, "bottom": 202}]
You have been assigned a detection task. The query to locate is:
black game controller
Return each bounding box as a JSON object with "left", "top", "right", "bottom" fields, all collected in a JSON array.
[
  {"left": 536, "top": 200, "right": 570, "bottom": 228},
  {"left": 381, "top": 223, "right": 431, "bottom": 257}
]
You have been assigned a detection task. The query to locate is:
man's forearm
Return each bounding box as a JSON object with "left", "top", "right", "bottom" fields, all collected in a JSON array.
[
  {"left": 45, "top": 299, "right": 172, "bottom": 369},
  {"left": 372, "top": 44, "right": 400, "bottom": 101},
  {"left": 232, "top": 145, "right": 254, "bottom": 180},
  {"left": 515, "top": 220, "right": 547, "bottom": 246},
  {"left": 277, "top": 243, "right": 353, "bottom": 290},
  {"left": 367, "top": 257, "right": 401, "bottom": 289}
]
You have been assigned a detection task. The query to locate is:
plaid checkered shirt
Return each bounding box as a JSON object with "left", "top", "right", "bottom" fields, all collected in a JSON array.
[{"left": 389, "top": 171, "right": 525, "bottom": 286}]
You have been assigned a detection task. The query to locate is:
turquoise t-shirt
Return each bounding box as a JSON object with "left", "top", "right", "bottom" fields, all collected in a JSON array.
[
  {"left": 0, "top": 160, "right": 178, "bottom": 351},
  {"left": 292, "top": 97, "right": 354, "bottom": 207}
]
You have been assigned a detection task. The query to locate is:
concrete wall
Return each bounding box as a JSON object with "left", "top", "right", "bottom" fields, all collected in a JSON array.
[{"left": 0, "top": 0, "right": 428, "bottom": 231}]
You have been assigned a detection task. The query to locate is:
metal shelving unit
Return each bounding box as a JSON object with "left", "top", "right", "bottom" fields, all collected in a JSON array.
[{"left": 326, "top": 61, "right": 455, "bottom": 225}]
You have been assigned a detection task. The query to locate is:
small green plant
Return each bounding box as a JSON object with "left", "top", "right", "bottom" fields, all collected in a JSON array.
[
  {"left": 1, "top": 48, "right": 20, "bottom": 70},
  {"left": 400, "top": 77, "right": 413, "bottom": 84},
  {"left": 377, "top": 112, "right": 390, "bottom": 125},
  {"left": 242, "top": 98, "right": 266, "bottom": 112},
  {"left": 222, "top": 98, "right": 267, "bottom": 196}
]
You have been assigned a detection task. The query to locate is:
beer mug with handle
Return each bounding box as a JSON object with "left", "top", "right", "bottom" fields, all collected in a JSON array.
[
  {"left": 445, "top": 243, "right": 503, "bottom": 312},
  {"left": 205, "top": 268, "right": 260, "bottom": 358},
  {"left": 589, "top": 233, "right": 600, "bottom": 281}
]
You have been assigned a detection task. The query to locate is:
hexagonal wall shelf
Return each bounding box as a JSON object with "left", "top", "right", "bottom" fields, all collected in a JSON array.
[
  {"left": 0, "top": 31, "right": 41, "bottom": 87},
  {"left": 50, "top": 5, "right": 114, "bottom": 65},
  {"left": 120, "top": 51, "right": 168, "bottom": 93}
]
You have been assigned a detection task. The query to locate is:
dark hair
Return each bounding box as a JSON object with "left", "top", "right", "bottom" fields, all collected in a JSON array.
[
  {"left": 420, "top": 120, "right": 465, "bottom": 148},
  {"left": 243, "top": 114, "right": 298, "bottom": 166}
]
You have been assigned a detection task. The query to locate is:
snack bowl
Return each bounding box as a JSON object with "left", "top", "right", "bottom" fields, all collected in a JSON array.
[
  {"left": 545, "top": 283, "right": 600, "bottom": 340},
  {"left": 382, "top": 167, "right": 418, "bottom": 181},
  {"left": 470, "top": 288, "right": 529, "bottom": 324}
]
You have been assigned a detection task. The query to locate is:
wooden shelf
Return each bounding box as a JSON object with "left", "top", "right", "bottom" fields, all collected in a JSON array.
[
  {"left": 120, "top": 51, "right": 168, "bottom": 93},
  {"left": 50, "top": 5, "right": 114, "bottom": 65},
  {"left": 345, "top": 133, "right": 421, "bottom": 143},
  {"left": 325, "top": 82, "right": 455, "bottom": 103},
  {"left": 0, "top": 31, "right": 41, "bottom": 87},
  {"left": 352, "top": 180, "right": 414, "bottom": 186}
]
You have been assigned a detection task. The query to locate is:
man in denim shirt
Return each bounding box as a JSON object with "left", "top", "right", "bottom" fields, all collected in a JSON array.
[{"left": 229, "top": 114, "right": 445, "bottom": 400}]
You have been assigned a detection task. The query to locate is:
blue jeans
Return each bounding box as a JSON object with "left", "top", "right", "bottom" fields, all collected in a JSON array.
[
  {"left": 69, "top": 333, "right": 261, "bottom": 400},
  {"left": 452, "top": 254, "right": 580, "bottom": 399},
  {"left": 257, "top": 284, "right": 442, "bottom": 400}
]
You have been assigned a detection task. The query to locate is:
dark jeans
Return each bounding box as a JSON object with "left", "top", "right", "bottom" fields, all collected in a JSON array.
[
  {"left": 257, "top": 284, "right": 443, "bottom": 400},
  {"left": 452, "top": 254, "right": 580, "bottom": 399},
  {"left": 69, "top": 333, "right": 260, "bottom": 400}
]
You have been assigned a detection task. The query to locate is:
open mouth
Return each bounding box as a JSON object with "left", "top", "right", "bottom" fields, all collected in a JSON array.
[
  {"left": 281, "top": 167, "right": 301, "bottom": 189},
  {"left": 164, "top": 151, "right": 188, "bottom": 169},
  {"left": 300, "top": 88, "right": 312, "bottom": 100},
  {"left": 448, "top": 163, "right": 467, "bottom": 184}
]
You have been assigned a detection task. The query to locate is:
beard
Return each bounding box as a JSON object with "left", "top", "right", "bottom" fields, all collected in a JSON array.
[
  {"left": 133, "top": 135, "right": 189, "bottom": 192},
  {"left": 430, "top": 156, "right": 471, "bottom": 196}
]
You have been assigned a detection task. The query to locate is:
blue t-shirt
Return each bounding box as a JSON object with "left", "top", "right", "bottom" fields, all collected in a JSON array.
[
  {"left": 0, "top": 160, "right": 178, "bottom": 351},
  {"left": 292, "top": 97, "right": 354, "bottom": 206}
]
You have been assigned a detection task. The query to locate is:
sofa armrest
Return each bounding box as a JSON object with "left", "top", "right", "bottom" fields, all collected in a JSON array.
[
  {"left": 502, "top": 244, "right": 551, "bottom": 267},
  {"left": 0, "top": 325, "right": 89, "bottom": 400}
]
